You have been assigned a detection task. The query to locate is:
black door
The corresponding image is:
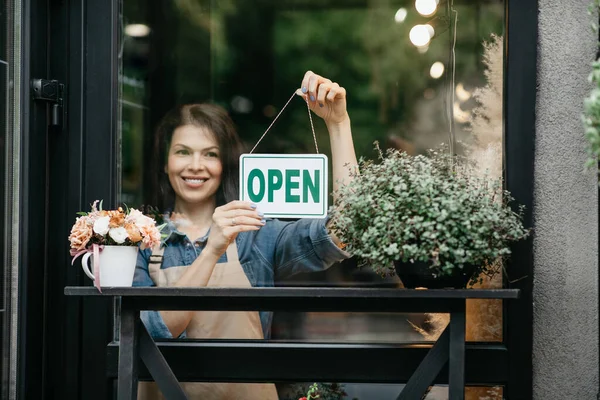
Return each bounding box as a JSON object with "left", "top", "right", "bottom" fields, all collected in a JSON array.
[{"left": 14, "top": 0, "right": 117, "bottom": 398}]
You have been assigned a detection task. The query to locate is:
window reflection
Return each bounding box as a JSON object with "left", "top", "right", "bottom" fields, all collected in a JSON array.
[{"left": 119, "top": 0, "right": 505, "bottom": 347}]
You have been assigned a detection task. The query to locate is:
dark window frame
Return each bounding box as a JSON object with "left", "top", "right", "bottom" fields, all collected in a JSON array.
[
  {"left": 503, "top": 1, "right": 537, "bottom": 398},
  {"left": 15, "top": 0, "right": 537, "bottom": 398},
  {"left": 92, "top": 0, "right": 539, "bottom": 395}
]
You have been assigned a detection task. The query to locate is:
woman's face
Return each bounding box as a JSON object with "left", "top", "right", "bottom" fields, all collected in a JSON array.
[{"left": 166, "top": 124, "right": 223, "bottom": 207}]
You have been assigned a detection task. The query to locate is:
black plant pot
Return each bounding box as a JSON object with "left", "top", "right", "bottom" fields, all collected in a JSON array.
[{"left": 393, "top": 260, "right": 477, "bottom": 289}]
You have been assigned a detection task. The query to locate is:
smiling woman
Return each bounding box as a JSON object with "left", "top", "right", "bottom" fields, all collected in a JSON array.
[{"left": 132, "top": 72, "right": 358, "bottom": 399}]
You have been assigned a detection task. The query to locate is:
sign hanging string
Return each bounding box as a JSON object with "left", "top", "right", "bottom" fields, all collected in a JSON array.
[{"left": 249, "top": 91, "right": 319, "bottom": 154}]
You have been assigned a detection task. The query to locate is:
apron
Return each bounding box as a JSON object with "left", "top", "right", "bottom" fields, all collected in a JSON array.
[{"left": 138, "top": 241, "right": 279, "bottom": 400}]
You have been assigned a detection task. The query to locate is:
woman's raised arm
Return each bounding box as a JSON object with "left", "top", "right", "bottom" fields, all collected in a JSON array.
[{"left": 297, "top": 71, "right": 358, "bottom": 244}]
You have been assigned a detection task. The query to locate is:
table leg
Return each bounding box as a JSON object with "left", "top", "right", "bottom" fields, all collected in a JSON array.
[
  {"left": 118, "top": 302, "right": 139, "bottom": 400},
  {"left": 397, "top": 326, "right": 450, "bottom": 400},
  {"left": 448, "top": 300, "right": 466, "bottom": 400},
  {"left": 139, "top": 324, "right": 188, "bottom": 399}
]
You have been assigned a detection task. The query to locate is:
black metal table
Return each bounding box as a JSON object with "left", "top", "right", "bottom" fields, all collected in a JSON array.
[{"left": 64, "top": 287, "right": 519, "bottom": 400}]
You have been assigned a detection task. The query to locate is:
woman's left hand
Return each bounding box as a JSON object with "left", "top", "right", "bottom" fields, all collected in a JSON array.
[{"left": 297, "top": 71, "right": 349, "bottom": 125}]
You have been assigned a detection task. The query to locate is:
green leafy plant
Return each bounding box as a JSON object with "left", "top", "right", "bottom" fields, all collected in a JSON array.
[
  {"left": 584, "top": 60, "right": 600, "bottom": 173},
  {"left": 298, "top": 383, "right": 320, "bottom": 400},
  {"left": 330, "top": 144, "right": 530, "bottom": 281},
  {"left": 293, "top": 382, "right": 353, "bottom": 400},
  {"left": 584, "top": 1, "right": 600, "bottom": 176}
]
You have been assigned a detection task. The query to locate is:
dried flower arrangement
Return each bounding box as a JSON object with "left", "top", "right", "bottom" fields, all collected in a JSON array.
[{"left": 69, "top": 200, "right": 163, "bottom": 253}]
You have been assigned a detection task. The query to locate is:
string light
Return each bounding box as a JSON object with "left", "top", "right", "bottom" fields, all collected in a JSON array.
[
  {"left": 415, "top": 0, "right": 439, "bottom": 17},
  {"left": 395, "top": 8, "right": 408, "bottom": 23},
  {"left": 409, "top": 25, "right": 432, "bottom": 47},
  {"left": 430, "top": 62, "right": 445, "bottom": 79},
  {"left": 124, "top": 24, "right": 150, "bottom": 37},
  {"left": 455, "top": 83, "right": 471, "bottom": 102}
]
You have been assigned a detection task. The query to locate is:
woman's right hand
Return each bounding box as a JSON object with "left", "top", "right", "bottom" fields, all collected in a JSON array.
[
  {"left": 205, "top": 201, "right": 265, "bottom": 257},
  {"left": 160, "top": 201, "right": 263, "bottom": 337}
]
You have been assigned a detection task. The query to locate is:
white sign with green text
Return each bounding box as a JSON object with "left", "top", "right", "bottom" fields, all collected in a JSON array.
[{"left": 239, "top": 154, "right": 328, "bottom": 218}]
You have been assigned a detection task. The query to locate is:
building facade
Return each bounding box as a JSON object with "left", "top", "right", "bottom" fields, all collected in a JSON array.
[{"left": 1, "top": 0, "right": 597, "bottom": 399}]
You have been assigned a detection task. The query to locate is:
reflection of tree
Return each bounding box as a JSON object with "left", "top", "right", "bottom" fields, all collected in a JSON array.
[
  {"left": 363, "top": 4, "right": 429, "bottom": 126},
  {"left": 120, "top": 0, "right": 505, "bottom": 205},
  {"left": 211, "top": 1, "right": 504, "bottom": 159},
  {"left": 468, "top": 33, "right": 503, "bottom": 154},
  {"left": 416, "top": 34, "right": 505, "bottom": 352},
  {"left": 173, "top": 0, "right": 237, "bottom": 88},
  {"left": 118, "top": 3, "right": 506, "bottom": 396},
  {"left": 400, "top": 4, "right": 504, "bottom": 153}
]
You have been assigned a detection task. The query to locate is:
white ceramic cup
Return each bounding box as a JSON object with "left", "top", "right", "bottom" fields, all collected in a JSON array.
[{"left": 81, "top": 245, "right": 139, "bottom": 287}]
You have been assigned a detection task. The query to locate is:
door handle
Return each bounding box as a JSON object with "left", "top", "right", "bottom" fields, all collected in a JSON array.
[{"left": 31, "top": 79, "right": 65, "bottom": 128}]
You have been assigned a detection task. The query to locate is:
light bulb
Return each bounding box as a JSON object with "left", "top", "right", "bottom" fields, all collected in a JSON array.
[
  {"left": 456, "top": 83, "right": 472, "bottom": 102},
  {"left": 409, "top": 25, "right": 431, "bottom": 47},
  {"left": 125, "top": 24, "right": 151, "bottom": 37},
  {"left": 415, "top": 0, "right": 439, "bottom": 17},
  {"left": 395, "top": 8, "right": 408, "bottom": 23},
  {"left": 430, "top": 62, "right": 445, "bottom": 79}
]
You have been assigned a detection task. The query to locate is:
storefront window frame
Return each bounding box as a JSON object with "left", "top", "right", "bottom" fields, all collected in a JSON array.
[
  {"left": 11, "top": 0, "right": 538, "bottom": 397},
  {"left": 111, "top": 0, "right": 540, "bottom": 394}
]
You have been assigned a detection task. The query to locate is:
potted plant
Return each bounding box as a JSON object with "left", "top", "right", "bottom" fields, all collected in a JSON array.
[
  {"left": 330, "top": 144, "right": 530, "bottom": 289},
  {"left": 293, "top": 383, "right": 351, "bottom": 400},
  {"left": 69, "top": 200, "right": 164, "bottom": 290}
]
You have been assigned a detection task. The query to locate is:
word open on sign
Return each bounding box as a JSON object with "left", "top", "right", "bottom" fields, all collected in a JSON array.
[{"left": 239, "top": 154, "right": 328, "bottom": 218}]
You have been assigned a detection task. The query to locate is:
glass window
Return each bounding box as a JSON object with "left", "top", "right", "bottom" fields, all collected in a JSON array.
[{"left": 119, "top": 0, "right": 505, "bottom": 350}]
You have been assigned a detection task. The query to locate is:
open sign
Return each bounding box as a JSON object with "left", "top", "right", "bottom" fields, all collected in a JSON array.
[{"left": 239, "top": 154, "right": 328, "bottom": 218}]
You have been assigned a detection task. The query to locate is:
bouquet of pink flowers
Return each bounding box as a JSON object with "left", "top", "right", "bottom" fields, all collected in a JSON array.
[
  {"left": 69, "top": 200, "right": 164, "bottom": 291},
  {"left": 69, "top": 200, "right": 163, "bottom": 252}
]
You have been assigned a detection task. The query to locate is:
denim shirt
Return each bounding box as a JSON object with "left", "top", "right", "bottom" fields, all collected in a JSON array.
[{"left": 133, "top": 217, "right": 350, "bottom": 339}]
